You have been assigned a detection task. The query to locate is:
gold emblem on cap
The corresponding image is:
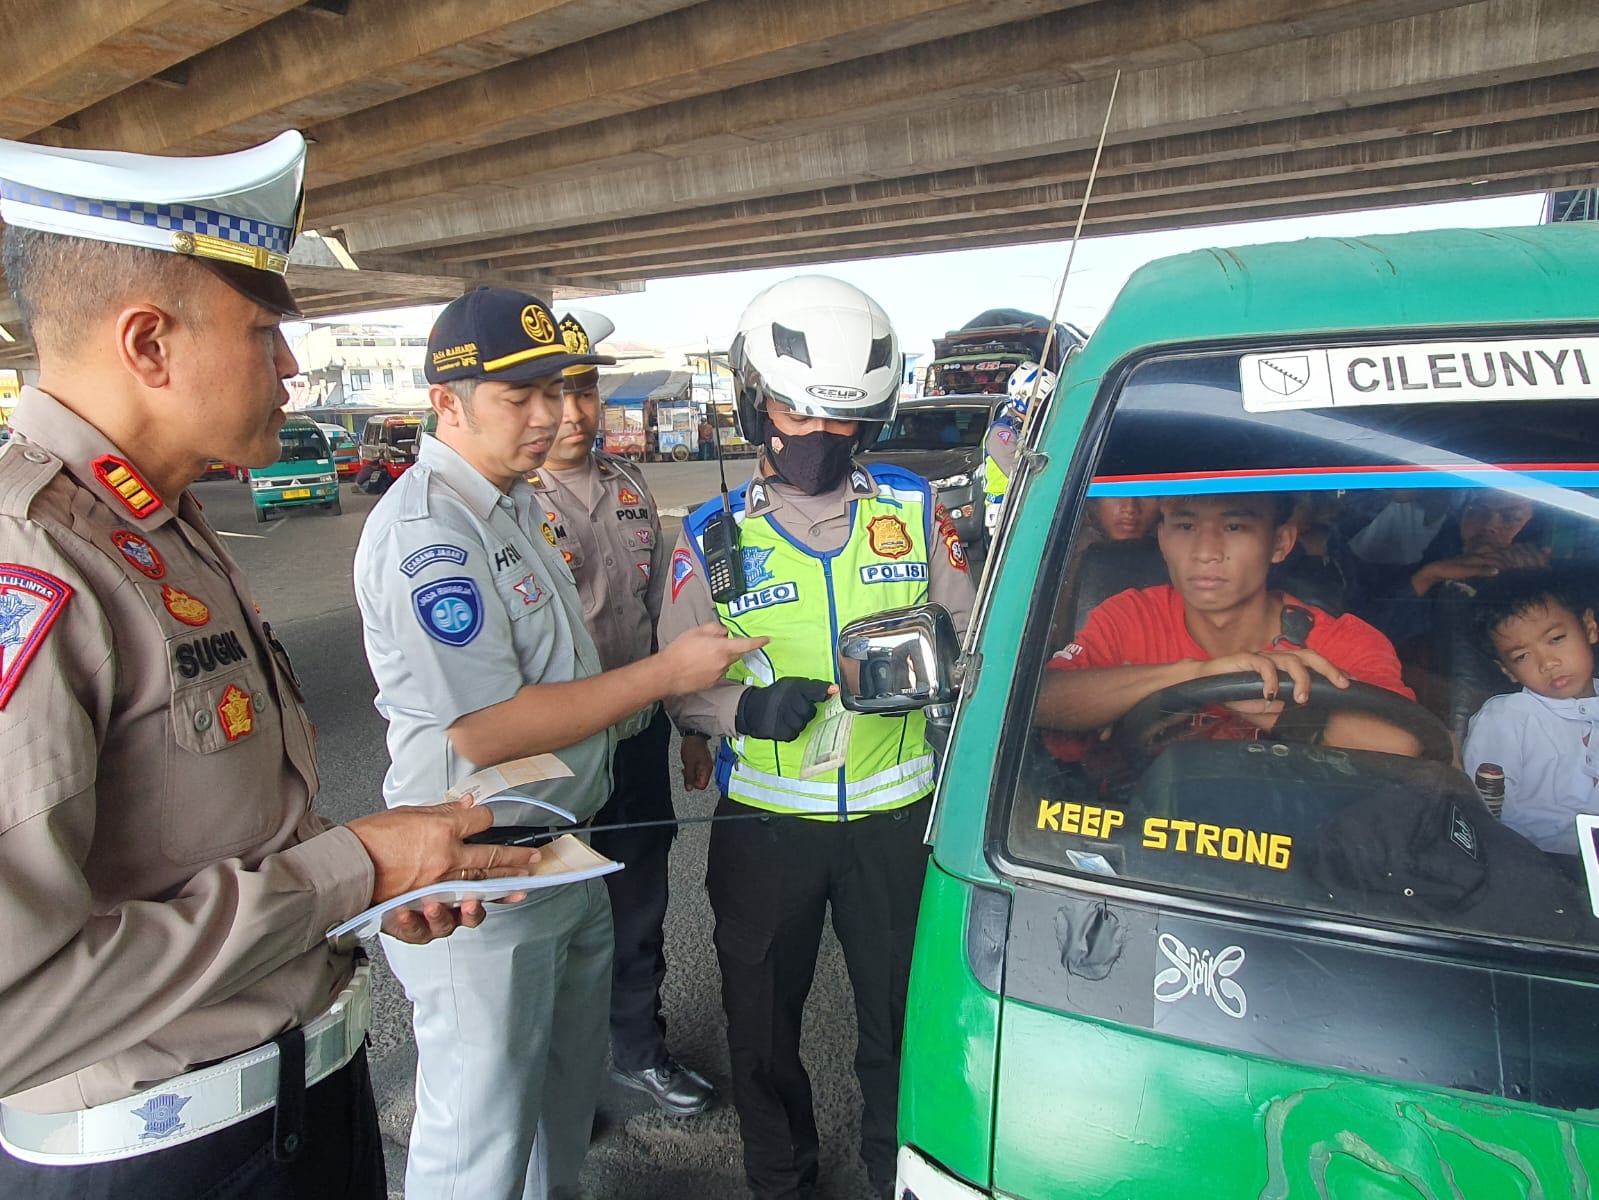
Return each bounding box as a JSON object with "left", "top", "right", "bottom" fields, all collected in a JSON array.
[
  {"left": 171, "top": 231, "right": 197, "bottom": 255},
  {"left": 560, "top": 316, "right": 590, "bottom": 355},
  {"left": 521, "top": 305, "right": 556, "bottom": 344}
]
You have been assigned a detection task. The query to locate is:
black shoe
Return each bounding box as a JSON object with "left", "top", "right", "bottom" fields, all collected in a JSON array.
[{"left": 608, "top": 1057, "right": 715, "bottom": 1117}]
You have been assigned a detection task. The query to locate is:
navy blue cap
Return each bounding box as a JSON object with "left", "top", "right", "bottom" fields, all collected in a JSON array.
[{"left": 426, "top": 286, "right": 616, "bottom": 384}]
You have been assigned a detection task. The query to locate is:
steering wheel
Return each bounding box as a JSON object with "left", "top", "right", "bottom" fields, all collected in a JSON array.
[{"left": 1115, "top": 672, "right": 1455, "bottom": 764}]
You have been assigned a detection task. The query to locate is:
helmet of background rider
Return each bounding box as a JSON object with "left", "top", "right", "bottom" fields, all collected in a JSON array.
[
  {"left": 728, "top": 275, "right": 901, "bottom": 451},
  {"left": 1005, "top": 360, "right": 1057, "bottom": 418}
]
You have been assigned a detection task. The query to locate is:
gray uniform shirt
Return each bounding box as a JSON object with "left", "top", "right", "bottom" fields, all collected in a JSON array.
[
  {"left": 354, "top": 435, "right": 612, "bottom": 819},
  {"left": 0, "top": 387, "right": 372, "bottom": 1114}
]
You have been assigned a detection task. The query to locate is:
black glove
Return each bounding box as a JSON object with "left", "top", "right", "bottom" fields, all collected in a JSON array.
[{"left": 735, "top": 677, "right": 833, "bottom": 742}]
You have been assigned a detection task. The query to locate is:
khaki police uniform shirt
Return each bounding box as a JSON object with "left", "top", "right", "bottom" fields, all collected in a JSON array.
[
  {"left": 531, "top": 454, "right": 667, "bottom": 673},
  {"left": 658, "top": 460, "right": 977, "bottom": 737},
  {"left": 0, "top": 387, "right": 373, "bottom": 1114},
  {"left": 355, "top": 435, "right": 612, "bottom": 818}
]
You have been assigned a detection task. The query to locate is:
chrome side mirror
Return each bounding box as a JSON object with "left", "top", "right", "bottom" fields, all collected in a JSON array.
[{"left": 836, "top": 603, "right": 960, "bottom": 715}]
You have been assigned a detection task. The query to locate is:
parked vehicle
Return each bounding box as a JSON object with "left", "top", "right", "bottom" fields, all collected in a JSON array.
[
  {"left": 198, "top": 458, "right": 234, "bottom": 481},
  {"left": 315, "top": 421, "right": 361, "bottom": 477},
  {"left": 922, "top": 308, "right": 1085, "bottom": 398},
  {"left": 834, "top": 224, "right": 1599, "bottom": 1199},
  {"left": 249, "top": 415, "right": 339, "bottom": 522},
  {"left": 858, "top": 395, "right": 1000, "bottom": 545},
  {"left": 356, "top": 412, "right": 424, "bottom": 493}
]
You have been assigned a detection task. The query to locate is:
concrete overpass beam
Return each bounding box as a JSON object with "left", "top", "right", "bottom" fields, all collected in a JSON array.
[
  {"left": 340, "top": 0, "right": 1599, "bottom": 255},
  {"left": 0, "top": 1, "right": 297, "bottom": 139}
]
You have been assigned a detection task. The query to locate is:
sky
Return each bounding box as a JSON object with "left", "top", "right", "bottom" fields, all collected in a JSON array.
[{"left": 293, "top": 192, "right": 1548, "bottom": 364}]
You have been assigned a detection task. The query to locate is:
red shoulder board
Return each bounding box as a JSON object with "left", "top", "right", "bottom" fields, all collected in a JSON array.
[
  {"left": 0, "top": 565, "right": 72, "bottom": 710},
  {"left": 93, "top": 455, "right": 162, "bottom": 519}
]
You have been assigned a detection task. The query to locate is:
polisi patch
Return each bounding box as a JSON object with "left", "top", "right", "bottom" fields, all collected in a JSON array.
[
  {"left": 635, "top": 528, "right": 654, "bottom": 548},
  {"left": 0, "top": 565, "right": 72, "bottom": 710},
  {"left": 866, "top": 515, "right": 913, "bottom": 559},
  {"left": 174, "top": 630, "right": 250, "bottom": 679},
  {"left": 112, "top": 530, "right": 165, "bottom": 579},
  {"left": 399, "top": 544, "right": 468, "bottom": 578},
  {"left": 162, "top": 585, "right": 210, "bottom": 627},
  {"left": 860, "top": 562, "right": 927, "bottom": 584},
  {"left": 413, "top": 576, "right": 483, "bottom": 646},
  {"left": 670, "top": 548, "right": 695, "bottom": 601},
  {"left": 512, "top": 573, "right": 545, "bottom": 605},
  {"left": 617, "top": 487, "right": 641, "bottom": 506},
  {"left": 728, "top": 581, "right": 799, "bottom": 617}
]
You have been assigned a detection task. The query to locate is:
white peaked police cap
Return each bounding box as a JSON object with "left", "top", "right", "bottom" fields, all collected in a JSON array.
[{"left": 0, "top": 130, "right": 307, "bottom": 316}]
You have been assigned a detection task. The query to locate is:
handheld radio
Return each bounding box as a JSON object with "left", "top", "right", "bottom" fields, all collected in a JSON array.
[{"left": 702, "top": 358, "right": 746, "bottom": 603}]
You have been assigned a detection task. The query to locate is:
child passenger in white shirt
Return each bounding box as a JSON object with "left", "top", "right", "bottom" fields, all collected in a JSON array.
[{"left": 1464, "top": 571, "right": 1599, "bottom": 856}]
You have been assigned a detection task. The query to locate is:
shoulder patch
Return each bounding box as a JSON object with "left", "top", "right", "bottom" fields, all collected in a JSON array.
[
  {"left": 0, "top": 565, "right": 73, "bottom": 709},
  {"left": 399, "top": 543, "right": 468, "bottom": 578},
  {"left": 412, "top": 576, "right": 483, "bottom": 646},
  {"left": 670, "top": 547, "right": 695, "bottom": 601}
]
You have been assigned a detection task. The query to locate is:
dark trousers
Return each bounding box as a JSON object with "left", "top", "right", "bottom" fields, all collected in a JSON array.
[
  {"left": 0, "top": 1047, "right": 383, "bottom": 1200},
  {"left": 587, "top": 708, "right": 676, "bottom": 1072},
  {"left": 706, "top": 794, "right": 932, "bottom": 1200}
]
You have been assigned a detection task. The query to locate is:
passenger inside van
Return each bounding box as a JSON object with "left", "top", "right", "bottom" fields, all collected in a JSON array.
[{"left": 1035, "top": 491, "right": 1422, "bottom": 760}]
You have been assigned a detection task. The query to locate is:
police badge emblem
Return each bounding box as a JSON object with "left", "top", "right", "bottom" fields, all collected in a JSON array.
[
  {"left": 132, "top": 1092, "right": 191, "bottom": 1140},
  {"left": 866, "top": 515, "right": 913, "bottom": 560}
]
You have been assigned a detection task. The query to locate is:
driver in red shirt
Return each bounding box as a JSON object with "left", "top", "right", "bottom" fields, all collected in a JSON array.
[{"left": 1035, "top": 492, "right": 1420, "bottom": 758}]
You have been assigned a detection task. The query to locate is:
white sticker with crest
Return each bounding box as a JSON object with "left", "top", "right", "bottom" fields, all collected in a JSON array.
[{"left": 1240, "top": 336, "right": 1599, "bottom": 413}]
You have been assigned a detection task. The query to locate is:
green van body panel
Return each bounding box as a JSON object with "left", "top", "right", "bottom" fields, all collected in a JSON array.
[{"left": 902, "top": 225, "right": 1599, "bottom": 1197}]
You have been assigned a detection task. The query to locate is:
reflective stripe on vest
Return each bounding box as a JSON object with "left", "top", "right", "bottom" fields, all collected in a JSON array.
[{"left": 692, "top": 473, "right": 934, "bottom": 819}]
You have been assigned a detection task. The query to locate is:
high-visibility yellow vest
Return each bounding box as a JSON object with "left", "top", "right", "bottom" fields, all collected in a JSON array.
[{"left": 684, "top": 465, "right": 935, "bottom": 819}]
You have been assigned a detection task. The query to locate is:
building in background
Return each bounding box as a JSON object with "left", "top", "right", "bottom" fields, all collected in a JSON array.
[
  {"left": 0, "top": 368, "right": 20, "bottom": 425},
  {"left": 291, "top": 323, "right": 431, "bottom": 412}
]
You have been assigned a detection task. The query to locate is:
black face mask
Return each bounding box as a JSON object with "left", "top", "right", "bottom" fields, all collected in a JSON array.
[{"left": 765, "top": 427, "right": 856, "bottom": 495}]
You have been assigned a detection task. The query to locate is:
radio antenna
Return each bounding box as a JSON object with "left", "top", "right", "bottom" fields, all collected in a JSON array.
[
  {"left": 1030, "top": 68, "right": 1120, "bottom": 406},
  {"left": 706, "top": 341, "right": 733, "bottom": 503}
]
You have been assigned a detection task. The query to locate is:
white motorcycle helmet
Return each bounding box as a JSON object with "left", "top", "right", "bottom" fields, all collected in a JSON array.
[
  {"left": 729, "top": 275, "right": 901, "bottom": 450},
  {"left": 1005, "top": 360, "right": 1057, "bottom": 417}
]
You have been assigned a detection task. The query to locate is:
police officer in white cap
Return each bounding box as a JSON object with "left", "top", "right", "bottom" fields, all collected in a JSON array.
[
  {"left": 530, "top": 310, "right": 715, "bottom": 1117},
  {"left": 0, "top": 133, "right": 538, "bottom": 1199},
  {"left": 354, "top": 287, "right": 763, "bottom": 1199}
]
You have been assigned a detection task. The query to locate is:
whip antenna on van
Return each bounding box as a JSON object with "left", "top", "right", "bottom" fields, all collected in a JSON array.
[
  {"left": 701, "top": 342, "right": 746, "bottom": 601},
  {"left": 1031, "top": 68, "right": 1120, "bottom": 408}
]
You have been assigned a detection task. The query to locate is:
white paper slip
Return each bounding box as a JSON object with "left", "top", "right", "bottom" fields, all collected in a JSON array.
[
  {"left": 446, "top": 754, "right": 576, "bottom": 824},
  {"left": 800, "top": 696, "right": 855, "bottom": 779},
  {"left": 327, "top": 835, "right": 622, "bottom": 942}
]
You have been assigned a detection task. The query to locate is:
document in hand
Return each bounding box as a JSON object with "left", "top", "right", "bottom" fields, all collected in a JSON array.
[
  {"left": 447, "top": 752, "right": 577, "bottom": 819},
  {"left": 327, "top": 835, "right": 622, "bottom": 942}
]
